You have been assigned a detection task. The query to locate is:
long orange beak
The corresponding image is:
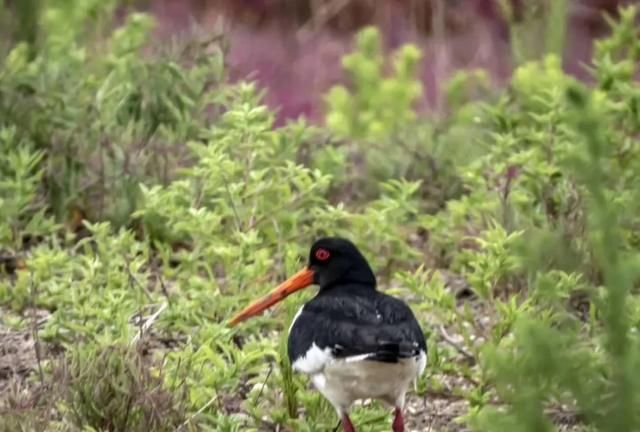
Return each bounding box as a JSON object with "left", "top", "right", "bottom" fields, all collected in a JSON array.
[{"left": 228, "top": 268, "right": 315, "bottom": 326}]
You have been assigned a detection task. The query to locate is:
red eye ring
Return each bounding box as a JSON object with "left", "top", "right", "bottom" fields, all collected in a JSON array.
[{"left": 315, "top": 248, "right": 330, "bottom": 261}]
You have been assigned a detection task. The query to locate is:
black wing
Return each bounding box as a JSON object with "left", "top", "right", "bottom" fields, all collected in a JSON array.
[{"left": 288, "top": 286, "right": 427, "bottom": 365}]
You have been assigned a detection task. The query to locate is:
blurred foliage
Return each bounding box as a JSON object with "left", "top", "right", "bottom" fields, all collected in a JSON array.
[
  {"left": 325, "top": 26, "right": 422, "bottom": 141},
  {"left": 323, "top": 26, "right": 469, "bottom": 207},
  {"left": 0, "top": 0, "right": 226, "bottom": 232},
  {"left": 498, "top": 0, "right": 570, "bottom": 64},
  {"left": 0, "top": 1, "right": 640, "bottom": 432}
]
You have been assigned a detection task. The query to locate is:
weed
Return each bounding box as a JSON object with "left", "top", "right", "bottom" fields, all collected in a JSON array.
[{"left": 62, "top": 343, "right": 192, "bottom": 432}]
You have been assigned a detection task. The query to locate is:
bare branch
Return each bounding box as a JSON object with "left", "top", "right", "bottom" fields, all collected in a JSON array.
[{"left": 438, "top": 324, "right": 475, "bottom": 364}]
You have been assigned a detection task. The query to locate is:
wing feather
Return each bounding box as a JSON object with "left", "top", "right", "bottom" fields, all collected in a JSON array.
[{"left": 288, "top": 288, "right": 426, "bottom": 368}]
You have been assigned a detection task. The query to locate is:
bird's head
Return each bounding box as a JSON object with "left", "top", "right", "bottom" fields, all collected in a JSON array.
[{"left": 228, "top": 237, "right": 376, "bottom": 326}]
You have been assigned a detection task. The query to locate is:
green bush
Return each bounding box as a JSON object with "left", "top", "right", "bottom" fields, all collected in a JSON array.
[
  {"left": 413, "top": 6, "right": 640, "bottom": 432},
  {"left": 323, "top": 26, "right": 471, "bottom": 209},
  {"left": 325, "top": 26, "right": 422, "bottom": 141},
  {"left": 0, "top": 1, "right": 226, "bottom": 230}
]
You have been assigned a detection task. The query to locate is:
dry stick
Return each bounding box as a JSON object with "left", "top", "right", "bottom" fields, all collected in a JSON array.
[
  {"left": 220, "top": 171, "right": 242, "bottom": 231},
  {"left": 174, "top": 393, "right": 219, "bottom": 432},
  {"left": 124, "top": 255, "right": 150, "bottom": 344},
  {"left": 157, "top": 272, "right": 172, "bottom": 305},
  {"left": 130, "top": 302, "right": 168, "bottom": 346},
  {"left": 256, "top": 363, "right": 274, "bottom": 404},
  {"left": 124, "top": 254, "right": 154, "bottom": 302},
  {"left": 124, "top": 254, "right": 163, "bottom": 345},
  {"left": 437, "top": 325, "right": 475, "bottom": 363},
  {"left": 28, "top": 271, "right": 45, "bottom": 386}
]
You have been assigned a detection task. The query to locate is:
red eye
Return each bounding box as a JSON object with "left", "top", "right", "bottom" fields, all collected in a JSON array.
[{"left": 315, "top": 248, "right": 330, "bottom": 261}]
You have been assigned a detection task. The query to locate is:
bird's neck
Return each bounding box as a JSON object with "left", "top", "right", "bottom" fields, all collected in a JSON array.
[{"left": 320, "top": 267, "right": 377, "bottom": 292}]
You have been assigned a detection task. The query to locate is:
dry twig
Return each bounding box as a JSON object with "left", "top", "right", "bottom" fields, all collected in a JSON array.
[{"left": 438, "top": 325, "right": 475, "bottom": 364}]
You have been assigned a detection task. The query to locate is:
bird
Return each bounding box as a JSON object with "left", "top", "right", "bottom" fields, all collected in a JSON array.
[{"left": 229, "top": 237, "right": 427, "bottom": 432}]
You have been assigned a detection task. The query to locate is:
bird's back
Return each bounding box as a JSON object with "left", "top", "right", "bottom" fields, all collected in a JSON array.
[{"left": 288, "top": 284, "right": 427, "bottom": 370}]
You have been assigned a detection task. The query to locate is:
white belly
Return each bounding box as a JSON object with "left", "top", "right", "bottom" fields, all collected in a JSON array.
[
  {"left": 288, "top": 307, "right": 427, "bottom": 413},
  {"left": 299, "top": 351, "right": 426, "bottom": 413}
]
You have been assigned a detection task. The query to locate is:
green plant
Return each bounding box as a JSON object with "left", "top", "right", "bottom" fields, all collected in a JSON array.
[
  {"left": 323, "top": 26, "right": 471, "bottom": 208},
  {"left": 458, "top": 6, "right": 640, "bottom": 432},
  {"left": 0, "top": 0, "right": 226, "bottom": 225},
  {"left": 325, "top": 26, "right": 422, "bottom": 141},
  {"left": 0, "top": 127, "right": 56, "bottom": 247}
]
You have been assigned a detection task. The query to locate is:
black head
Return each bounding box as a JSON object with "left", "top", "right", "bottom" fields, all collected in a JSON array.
[
  {"left": 228, "top": 237, "right": 377, "bottom": 326},
  {"left": 307, "top": 237, "right": 377, "bottom": 290}
]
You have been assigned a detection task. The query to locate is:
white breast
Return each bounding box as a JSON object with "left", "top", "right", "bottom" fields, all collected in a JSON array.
[{"left": 293, "top": 345, "right": 427, "bottom": 414}]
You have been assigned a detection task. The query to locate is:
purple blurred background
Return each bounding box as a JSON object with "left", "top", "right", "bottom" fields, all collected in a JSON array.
[{"left": 139, "top": 0, "right": 635, "bottom": 125}]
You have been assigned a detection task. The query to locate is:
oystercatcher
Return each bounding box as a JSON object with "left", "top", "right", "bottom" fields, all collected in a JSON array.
[{"left": 229, "top": 237, "right": 427, "bottom": 432}]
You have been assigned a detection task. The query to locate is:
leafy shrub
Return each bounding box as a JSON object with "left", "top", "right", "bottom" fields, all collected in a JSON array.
[
  {"left": 325, "top": 26, "right": 422, "bottom": 141},
  {"left": 0, "top": 127, "right": 56, "bottom": 246},
  {"left": 409, "top": 6, "right": 640, "bottom": 432},
  {"left": 0, "top": 0, "right": 226, "bottom": 229},
  {"left": 323, "top": 26, "right": 471, "bottom": 210}
]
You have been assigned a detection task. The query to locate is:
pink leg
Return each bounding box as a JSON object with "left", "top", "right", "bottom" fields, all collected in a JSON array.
[
  {"left": 342, "top": 414, "right": 356, "bottom": 432},
  {"left": 392, "top": 407, "right": 404, "bottom": 432}
]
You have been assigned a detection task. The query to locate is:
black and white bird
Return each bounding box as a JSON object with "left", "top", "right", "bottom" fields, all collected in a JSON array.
[{"left": 229, "top": 237, "right": 427, "bottom": 432}]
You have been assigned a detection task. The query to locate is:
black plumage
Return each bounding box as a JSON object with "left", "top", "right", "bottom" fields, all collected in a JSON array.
[{"left": 288, "top": 284, "right": 426, "bottom": 365}]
